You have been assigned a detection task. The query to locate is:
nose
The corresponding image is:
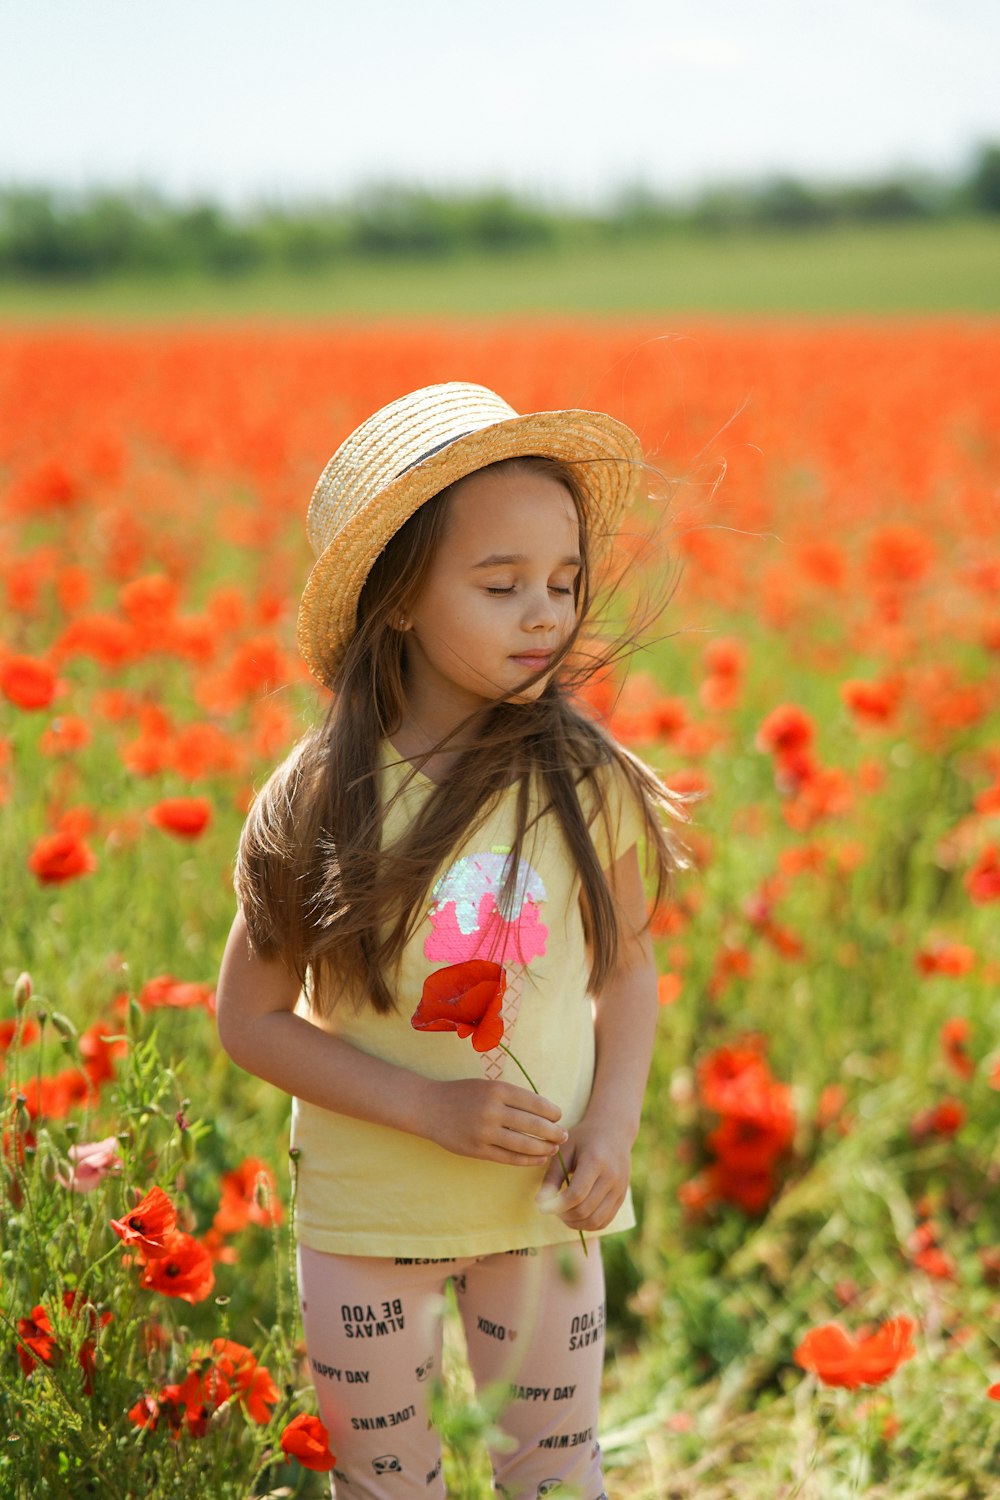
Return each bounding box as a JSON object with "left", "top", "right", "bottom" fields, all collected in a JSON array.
[{"left": 521, "top": 586, "right": 559, "bottom": 632}]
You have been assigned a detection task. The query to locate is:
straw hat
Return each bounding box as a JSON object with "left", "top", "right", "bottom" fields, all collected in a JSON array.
[{"left": 297, "top": 381, "right": 644, "bottom": 685}]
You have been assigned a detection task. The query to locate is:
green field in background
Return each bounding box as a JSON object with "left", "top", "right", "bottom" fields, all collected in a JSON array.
[{"left": 0, "top": 218, "right": 997, "bottom": 321}]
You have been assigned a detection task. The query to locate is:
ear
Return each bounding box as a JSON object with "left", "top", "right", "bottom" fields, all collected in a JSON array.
[{"left": 395, "top": 615, "right": 412, "bottom": 632}]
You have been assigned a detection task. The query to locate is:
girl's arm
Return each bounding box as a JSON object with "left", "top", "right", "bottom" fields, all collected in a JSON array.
[
  {"left": 216, "top": 909, "right": 568, "bottom": 1168},
  {"left": 536, "top": 841, "right": 659, "bottom": 1231}
]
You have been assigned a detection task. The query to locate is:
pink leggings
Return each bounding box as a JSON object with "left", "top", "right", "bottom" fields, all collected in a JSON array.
[{"left": 296, "top": 1241, "right": 609, "bottom": 1500}]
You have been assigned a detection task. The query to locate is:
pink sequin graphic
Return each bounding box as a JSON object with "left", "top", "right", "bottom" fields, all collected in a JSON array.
[{"left": 424, "top": 850, "right": 548, "bottom": 966}]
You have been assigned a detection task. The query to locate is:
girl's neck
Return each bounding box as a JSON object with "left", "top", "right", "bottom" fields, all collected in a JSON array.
[{"left": 389, "top": 715, "right": 471, "bottom": 786}]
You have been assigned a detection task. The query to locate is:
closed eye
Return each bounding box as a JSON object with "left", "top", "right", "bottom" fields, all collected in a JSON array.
[{"left": 485, "top": 584, "right": 575, "bottom": 596}]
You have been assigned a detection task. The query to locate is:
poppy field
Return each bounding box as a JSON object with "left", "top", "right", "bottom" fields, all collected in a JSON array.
[{"left": 1, "top": 317, "right": 999, "bottom": 1498}]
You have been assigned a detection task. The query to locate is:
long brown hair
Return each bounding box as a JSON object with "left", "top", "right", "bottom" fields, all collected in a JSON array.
[{"left": 235, "top": 456, "right": 685, "bottom": 1014}]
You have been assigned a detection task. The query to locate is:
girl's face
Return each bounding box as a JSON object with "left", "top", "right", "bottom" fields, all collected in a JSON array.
[{"left": 399, "top": 464, "right": 581, "bottom": 738}]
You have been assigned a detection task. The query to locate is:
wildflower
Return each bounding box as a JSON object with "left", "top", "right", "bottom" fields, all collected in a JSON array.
[
  {"left": 939, "top": 1017, "right": 975, "bottom": 1080},
  {"left": 17, "top": 1305, "right": 57, "bottom": 1375},
  {"left": 137, "top": 973, "right": 216, "bottom": 1011},
  {"left": 756, "top": 703, "right": 815, "bottom": 758},
  {"left": 62, "top": 1290, "right": 113, "bottom": 1395},
  {"left": 965, "top": 845, "right": 1000, "bottom": 903},
  {"left": 411, "top": 960, "right": 506, "bottom": 1053},
  {"left": 0, "top": 1016, "right": 40, "bottom": 1055},
  {"left": 119, "top": 573, "right": 179, "bottom": 628},
  {"left": 39, "top": 714, "right": 91, "bottom": 756},
  {"left": 687, "top": 1040, "right": 796, "bottom": 1216},
  {"left": 0, "top": 653, "right": 57, "bottom": 710},
  {"left": 110, "top": 1185, "right": 178, "bottom": 1257},
  {"left": 78, "top": 1019, "right": 128, "bottom": 1089},
  {"left": 59, "top": 1136, "right": 123, "bottom": 1193},
  {"left": 213, "top": 1157, "right": 284, "bottom": 1235},
  {"left": 139, "top": 1230, "right": 215, "bottom": 1303},
  {"left": 280, "top": 1411, "right": 337, "bottom": 1471},
  {"left": 127, "top": 1393, "right": 163, "bottom": 1431},
  {"left": 657, "top": 974, "right": 682, "bottom": 1006},
  {"left": 912, "top": 1245, "right": 957, "bottom": 1280},
  {"left": 917, "top": 944, "right": 976, "bottom": 979},
  {"left": 27, "top": 828, "right": 97, "bottom": 884},
  {"left": 210, "top": 1339, "right": 280, "bottom": 1424},
  {"left": 147, "top": 796, "right": 213, "bottom": 839},
  {"left": 840, "top": 676, "right": 903, "bottom": 727},
  {"left": 794, "top": 1317, "right": 916, "bottom": 1389},
  {"left": 910, "top": 1097, "right": 966, "bottom": 1141},
  {"left": 174, "top": 1364, "right": 232, "bottom": 1436}
]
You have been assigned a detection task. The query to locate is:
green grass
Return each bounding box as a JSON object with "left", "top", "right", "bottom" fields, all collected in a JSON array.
[{"left": 0, "top": 219, "right": 997, "bottom": 321}]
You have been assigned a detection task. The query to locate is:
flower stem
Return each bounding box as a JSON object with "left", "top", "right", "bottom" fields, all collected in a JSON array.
[{"left": 497, "top": 1043, "right": 588, "bottom": 1258}]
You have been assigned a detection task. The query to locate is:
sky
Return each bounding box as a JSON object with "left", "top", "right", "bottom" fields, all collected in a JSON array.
[{"left": 2, "top": 0, "right": 998, "bottom": 206}]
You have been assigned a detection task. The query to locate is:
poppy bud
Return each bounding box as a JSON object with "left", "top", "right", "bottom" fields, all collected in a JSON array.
[
  {"left": 13, "top": 972, "right": 32, "bottom": 1011},
  {"left": 128, "top": 997, "right": 143, "bottom": 1034},
  {"left": 51, "top": 1010, "right": 78, "bottom": 1040},
  {"left": 179, "top": 1129, "right": 194, "bottom": 1162},
  {"left": 15, "top": 1100, "right": 31, "bottom": 1135},
  {"left": 209, "top": 1398, "right": 232, "bottom": 1432},
  {"left": 90, "top": 1345, "right": 107, "bottom": 1372},
  {"left": 40, "top": 1152, "right": 58, "bottom": 1183}
]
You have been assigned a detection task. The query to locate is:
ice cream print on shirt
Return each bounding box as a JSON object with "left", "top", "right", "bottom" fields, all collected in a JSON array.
[{"left": 424, "top": 845, "right": 548, "bottom": 1080}]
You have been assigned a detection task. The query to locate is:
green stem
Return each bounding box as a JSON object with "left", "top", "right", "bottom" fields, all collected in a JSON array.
[{"left": 496, "top": 1043, "right": 588, "bottom": 1258}]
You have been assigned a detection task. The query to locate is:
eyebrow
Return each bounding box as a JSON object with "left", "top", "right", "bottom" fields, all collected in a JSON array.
[{"left": 472, "top": 553, "right": 582, "bottom": 569}]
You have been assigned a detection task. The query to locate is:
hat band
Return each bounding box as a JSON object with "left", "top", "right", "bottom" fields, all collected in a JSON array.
[{"left": 395, "top": 429, "right": 475, "bottom": 478}]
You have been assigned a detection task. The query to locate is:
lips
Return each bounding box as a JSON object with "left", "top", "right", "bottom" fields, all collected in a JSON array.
[{"left": 510, "top": 653, "right": 552, "bottom": 669}]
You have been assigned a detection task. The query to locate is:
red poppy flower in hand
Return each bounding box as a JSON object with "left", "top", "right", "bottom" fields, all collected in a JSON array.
[
  {"left": 411, "top": 961, "right": 506, "bottom": 1053},
  {"left": 280, "top": 1411, "right": 337, "bottom": 1471},
  {"left": 794, "top": 1317, "right": 917, "bottom": 1389}
]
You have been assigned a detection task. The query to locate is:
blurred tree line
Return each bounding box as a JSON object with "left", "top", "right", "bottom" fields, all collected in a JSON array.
[{"left": 1, "top": 144, "right": 997, "bottom": 281}]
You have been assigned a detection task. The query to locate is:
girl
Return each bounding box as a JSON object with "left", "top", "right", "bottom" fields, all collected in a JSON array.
[{"left": 216, "top": 382, "right": 683, "bottom": 1499}]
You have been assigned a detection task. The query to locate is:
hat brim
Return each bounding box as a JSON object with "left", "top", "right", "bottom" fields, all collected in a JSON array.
[{"left": 296, "top": 407, "right": 644, "bottom": 687}]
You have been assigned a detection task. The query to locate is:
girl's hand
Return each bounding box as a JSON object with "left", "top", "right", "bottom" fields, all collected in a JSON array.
[
  {"left": 535, "top": 1116, "right": 631, "bottom": 1232},
  {"left": 425, "top": 1078, "right": 567, "bottom": 1166}
]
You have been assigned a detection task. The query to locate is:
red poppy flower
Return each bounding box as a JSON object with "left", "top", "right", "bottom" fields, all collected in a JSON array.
[
  {"left": 0, "top": 654, "right": 57, "bottom": 710},
  {"left": 175, "top": 1364, "right": 232, "bottom": 1436},
  {"left": 127, "top": 1393, "right": 162, "bottom": 1431},
  {"left": 0, "top": 1017, "right": 40, "bottom": 1055},
  {"left": 755, "top": 703, "right": 815, "bottom": 758},
  {"left": 280, "top": 1411, "right": 337, "bottom": 1471},
  {"left": 965, "top": 845, "right": 1000, "bottom": 904},
  {"left": 210, "top": 1338, "right": 280, "bottom": 1424},
  {"left": 917, "top": 944, "right": 976, "bottom": 979},
  {"left": 146, "top": 797, "right": 213, "bottom": 839},
  {"left": 110, "top": 1185, "right": 177, "bottom": 1257},
  {"left": 213, "top": 1157, "right": 283, "bottom": 1235},
  {"left": 39, "top": 714, "right": 92, "bottom": 756},
  {"left": 27, "top": 829, "right": 97, "bottom": 884},
  {"left": 78, "top": 1019, "right": 128, "bottom": 1089},
  {"left": 17, "top": 1304, "right": 57, "bottom": 1375},
  {"left": 136, "top": 973, "right": 216, "bottom": 1012},
  {"left": 411, "top": 961, "right": 506, "bottom": 1053},
  {"left": 62, "top": 1290, "right": 113, "bottom": 1395},
  {"left": 794, "top": 1317, "right": 916, "bottom": 1389},
  {"left": 139, "top": 1230, "right": 215, "bottom": 1303},
  {"left": 939, "top": 1017, "right": 975, "bottom": 1079}
]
